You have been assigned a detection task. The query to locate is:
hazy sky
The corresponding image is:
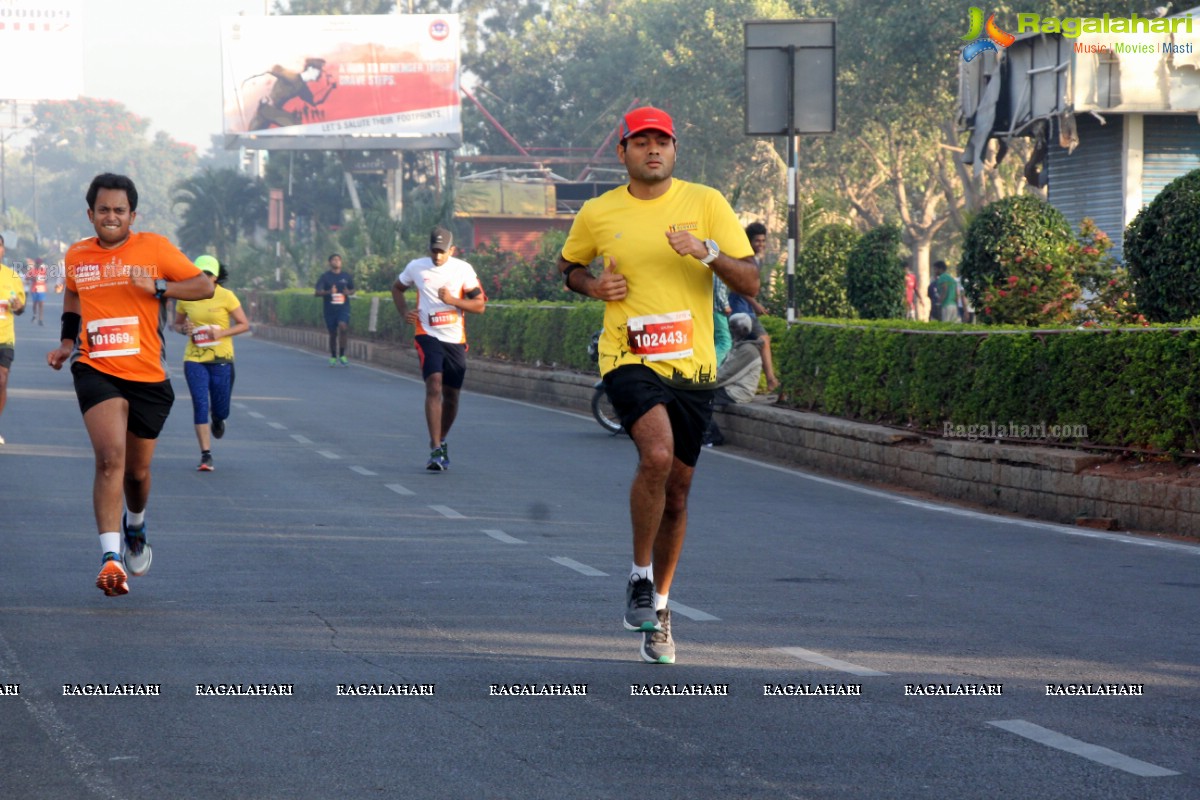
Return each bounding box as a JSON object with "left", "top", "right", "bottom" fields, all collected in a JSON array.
[{"left": 81, "top": 0, "right": 269, "bottom": 155}]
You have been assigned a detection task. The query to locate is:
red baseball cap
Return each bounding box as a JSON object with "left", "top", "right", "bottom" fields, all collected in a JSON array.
[{"left": 620, "top": 106, "right": 675, "bottom": 140}]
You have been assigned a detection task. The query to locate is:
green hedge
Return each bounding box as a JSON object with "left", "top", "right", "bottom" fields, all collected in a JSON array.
[{"left": 246, "top": 290, "right": 1200, "bottom": 453}]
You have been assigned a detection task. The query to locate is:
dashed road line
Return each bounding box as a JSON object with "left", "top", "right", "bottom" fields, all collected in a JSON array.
[
  {"left": 776, "top": 647, "right": 889, "bottom": 677},
  {"left": 668, "top": 601, "right": 720, "bottom": 622},
  {"left": 350, "top": 465, "right": 377, "bottom": 476},
  {"left": 247, "top": 411, "right": 264, "bottom": 419},
  {"left": 482, "top": 529, "right": 526, "bottom": 544},
  {"left": 268, "top": 422, "right": 287, "bottom": 430},
  {"left": 549, "top": 557, "right": 607, "bottom": 577},
  {"left": 316, "top": 450, "right": 341, "bottom": 460},
  {"left": 430, "top": 505, "right": 464, "bottom": 519},
  {"left": 290, "top": 434, "right": 313, "bottom": 445},
  {"left": 987, "top": 720, "right": 1180, "bottom": 777},
  {"left": 386, "top": 483, "right": 414, "bottom": 496}
]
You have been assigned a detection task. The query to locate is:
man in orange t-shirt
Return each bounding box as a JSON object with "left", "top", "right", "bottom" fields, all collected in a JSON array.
[{"left": 47, "top": 173, "right": 214, "bottom": 597}]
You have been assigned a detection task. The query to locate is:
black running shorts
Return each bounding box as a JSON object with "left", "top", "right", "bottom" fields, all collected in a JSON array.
[
  {"left": 603, "top": 364, "right": 714, "bottom": 468},
  {"left": 414, "top": 334, "right": 468, "bottom": 389},
  {"left": 0, "top": 347, "right": 12, "bottom": 370},
  {"left": 71, "top": 361, "right": 175, "bottom": 440}
]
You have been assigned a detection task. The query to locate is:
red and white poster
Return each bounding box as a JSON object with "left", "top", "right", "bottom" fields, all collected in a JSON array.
[{"left": 221, "top": 14, "right": 461, "bottom": 149}]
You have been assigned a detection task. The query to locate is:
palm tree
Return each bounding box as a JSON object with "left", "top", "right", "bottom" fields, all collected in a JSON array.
[{"left": 172, "top": 167, "right": 267, "bottom": 263}]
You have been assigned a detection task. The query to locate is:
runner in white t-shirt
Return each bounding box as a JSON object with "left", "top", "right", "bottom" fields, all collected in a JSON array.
[{"left": 390, "top": 226, "right": 487, "bottom": 471}]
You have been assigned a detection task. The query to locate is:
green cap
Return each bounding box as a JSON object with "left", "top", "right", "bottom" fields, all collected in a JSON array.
[{"left": 194, "top": 255, "right": 220, "bottom": 275}]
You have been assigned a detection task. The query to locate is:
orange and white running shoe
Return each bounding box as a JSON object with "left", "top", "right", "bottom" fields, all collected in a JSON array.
[{"left": 96, "top": 553, "right": 129, "bottom": 596}]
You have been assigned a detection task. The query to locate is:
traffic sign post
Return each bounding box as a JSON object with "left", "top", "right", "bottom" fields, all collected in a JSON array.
[{"left": 744, "top": 19, "right": 836, "bottom": 323}]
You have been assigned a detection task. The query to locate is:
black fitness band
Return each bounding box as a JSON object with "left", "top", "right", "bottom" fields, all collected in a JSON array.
[{"left": 60, "top": 311, "right": 81, "bottom": 342}]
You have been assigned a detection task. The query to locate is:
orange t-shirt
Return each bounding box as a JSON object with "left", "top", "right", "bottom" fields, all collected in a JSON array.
[{"left": 65, "top": 232, "right": 201, "bottom": 383}]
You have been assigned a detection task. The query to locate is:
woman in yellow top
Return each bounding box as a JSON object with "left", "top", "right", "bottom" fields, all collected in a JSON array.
[{"left": 173, "top": 256, "right": 250, "bottom": 471}]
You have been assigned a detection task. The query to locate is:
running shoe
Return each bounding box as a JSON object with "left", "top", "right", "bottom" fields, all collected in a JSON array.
[
  {"left": 640, "top": 608, "right": 675, "bottom": 664},
  {"left": 198, "top": 452, "right": 214, "bottom": 472},
  {"left": 426, "top": 445, "right": 448, "bottom": 471},
  {"left": 211, "top": 415, "right": 225, "bottom": 439},
  {"left": 441, "top": 440, "right": 450, "bottom": 468},
  {"left": 122, "top": 512, "right": 153, "bottom": 578},
  {"left": 0, "top": 433, "right": 5, "bottom": 445},
  {"left": 329, "top": 357, "right": 338, "bottom": 367},
  {"left": 339, "top": 355, "right": 349, "bottom": 367},
  {"left": 96, "top": 552, "right": 129, "bottom": 596},
  {"left": 623, "top": 576, "right": 661, "bottom": 632}
]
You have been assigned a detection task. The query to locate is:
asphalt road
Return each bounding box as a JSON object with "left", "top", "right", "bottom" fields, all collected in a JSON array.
[{"left": 2, "top": 295, "right": 1197, "bottom": 799}]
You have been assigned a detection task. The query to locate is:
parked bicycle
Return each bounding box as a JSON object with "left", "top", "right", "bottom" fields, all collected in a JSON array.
[{"left": 589, "top": 330, "right": 623, "bottom": 434}]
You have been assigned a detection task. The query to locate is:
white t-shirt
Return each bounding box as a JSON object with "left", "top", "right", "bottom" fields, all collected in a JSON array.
[{"left": 397, "top": 256, "right": 483, "bottom": 344}]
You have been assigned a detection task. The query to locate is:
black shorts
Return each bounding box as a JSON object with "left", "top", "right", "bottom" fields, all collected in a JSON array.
[
  {"left": 414, "top": 335, "right": 467, "bottom": 389},
  {"left": 0, "top": 347, "right": 13, "bottom": 370},
  {"left": 603, "top": 364, "right": 714, "bottom": 468},
  {"left": 324, "top": 306, "right": 351, "bottom": 331},
  {"left": 71, "top": 361, "right": 175, "bottom": 440}
]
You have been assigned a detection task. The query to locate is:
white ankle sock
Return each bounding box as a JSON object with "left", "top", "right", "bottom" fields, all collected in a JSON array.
[
  {"left": 126, "top": 510, "right": 145, "bottom": 529},
  {"left": 99, "top": 532, "right": 121, "bottom": 556},
  {"left": 630, "top": 563, "right": 652, "bottom": 582},
  {"left": 653, "top": 592, "right": 669, "bottom": 611}
]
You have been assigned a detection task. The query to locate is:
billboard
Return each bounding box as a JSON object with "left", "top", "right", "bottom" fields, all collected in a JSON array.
[
  {"left": 0, "top": 0, "right": 83, "bottom": 101},
  {"left": 221, "top": 14, "right": 461, "bottom": 151}
]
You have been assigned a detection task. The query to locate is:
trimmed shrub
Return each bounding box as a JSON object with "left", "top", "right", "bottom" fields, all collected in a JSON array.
[
  {"left": 960, "top": 195, "right": 1075, "bottom": 317},
  {"left": 846, "top": 222, "right": 906, "bottom": 320},
  {"left": 1125, "top": 168, "right": 1200, "bottom": 322},
  {"left": 794, "top": 224, "right": 859, "bottom": 318}
]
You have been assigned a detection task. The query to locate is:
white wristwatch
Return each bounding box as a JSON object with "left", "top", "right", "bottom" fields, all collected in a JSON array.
[{"left": 699, "top": 239, "right": 719, "bottom": 266}]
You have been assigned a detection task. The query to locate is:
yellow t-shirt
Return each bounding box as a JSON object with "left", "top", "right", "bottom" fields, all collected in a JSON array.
[
  {"left": 0, "top": 265, "right": 27, "bottom": 346},
  {"left": 561, "top": 179, "right": 752, "bottom": 387},
  {"left": 176, "top": 285, "right": 242, "bottom": 363}
]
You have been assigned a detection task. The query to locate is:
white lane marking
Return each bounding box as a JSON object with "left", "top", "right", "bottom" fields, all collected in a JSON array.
[
  {"left": 776, "top": 647, "right": 889, "bottom": 677},
  {"left": 431, "top": 505, "right": 464, "bottom": 519},
  {"left": 0, "top": 632, "right": 125, "bottom": 799},
  {"left": 386, "top": 483, "right": 414, "bottom": 496},
  {"left": 317, "top": 450, "right": 341, "bottom": 460},
  {"left": 350, "top": 465, "right": 377, "bottom": 476},
  {"left": 233, "top": 402, "right": 249, "bottom": 410},
  {"left": 668, "top": 601, "right": 720, "bottom": 622},
  {"left": 987, "top": 720, "right": 1180, "bottom": 777},
  {"left": 483, "top": 529, "right": 526, "bottom": 544},
  {"left": 268, "top": 422, "right": 287, "bottom": 430},
  {"left": 247, "top": 411, "right": 265, "bottom": 419},
  {"left": 716, "top": 451, "right": 1200, "bottom": 556},
  {"left": 290, "top": 434, "right": 313, "bottom": 445},
  {"left": 549, "top": 557, "right": 607, "bottom": 577}
]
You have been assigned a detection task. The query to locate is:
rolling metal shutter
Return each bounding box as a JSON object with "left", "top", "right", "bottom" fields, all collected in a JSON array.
[
  {"left": 1142, "top": 114, "right": 1200, "bottom": 204},
  {"left": 1047, "top": 113, "right": 1125, "bottom": 252}
]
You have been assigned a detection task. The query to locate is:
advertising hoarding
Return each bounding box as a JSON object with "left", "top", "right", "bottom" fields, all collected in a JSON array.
[
  {"left": 0, "top": 1, "right": 83, "bottom": 101},
  {"left": 221, "top": 14, "right": 461, "bottom": 150}
]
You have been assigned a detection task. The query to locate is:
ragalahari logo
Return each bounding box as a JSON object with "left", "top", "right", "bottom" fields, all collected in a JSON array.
[{"left": 961, "top": 7, "right": 1016, "bottom": 61}]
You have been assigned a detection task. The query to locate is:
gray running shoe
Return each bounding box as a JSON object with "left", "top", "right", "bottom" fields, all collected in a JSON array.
[
  {"left": 122, "top": 513, "right": 153, "bottom": 577},
  {"left": 623, "top": 576, "right": 660, "bottom": 632},
  {"left": 640, "top": 608, "right": 675, "bottom": 664}
]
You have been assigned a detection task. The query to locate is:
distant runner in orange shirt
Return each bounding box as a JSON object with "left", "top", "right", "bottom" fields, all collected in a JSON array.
[{"left": 47, "top": 173, "right": 214, "bottom": 597}]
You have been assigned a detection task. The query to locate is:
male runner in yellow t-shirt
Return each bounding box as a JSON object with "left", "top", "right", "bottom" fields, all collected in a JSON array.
[{"left": 557, "top": 106, "right": 760, "bottom": 664}]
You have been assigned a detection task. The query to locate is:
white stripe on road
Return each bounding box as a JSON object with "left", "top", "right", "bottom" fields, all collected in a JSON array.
[
  {"left": 549, "top": 557, "right": 607, "bottom": 577},
  {"left": 776, "top": 647, "right": 889, "bottom": 677},
  {"left": 350, "top": 465, "right": 377, "bottom": 476},
  {"left": 668, "top": 601, "right": 720, "bottom": 622},
  {"left": 268, "top": 422, "right": 287, "bottom": 430},
  {"left": 247, "top": 411, "right": 264, "bottom": 419},
  {"left": 290, "top": 434, "right": 313, "bottom": 445},
  {"left": 317, "top": 450, "right": 341, "bottom": 460},
  {"left": 987, "top": 720, "right": 1180, "bottom": 777},
  {"left": 482, "top": 529, "right": 526, "bottom": 544},
  {"left": 386, "top": 483, "right": 414, "bottom": 496},
  {"left": 431, "top": 505, "right": 464, "bottom": 519}
]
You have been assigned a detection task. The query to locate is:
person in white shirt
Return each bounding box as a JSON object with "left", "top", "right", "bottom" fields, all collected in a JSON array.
[{"left": 390, "top": 227, "right": 486, "bottom": 471}]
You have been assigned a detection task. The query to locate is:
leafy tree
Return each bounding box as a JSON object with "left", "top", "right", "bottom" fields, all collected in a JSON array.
[
  {"left": 172, "top": 168, "right": 268, "bottom": 263},
  {"left": 846, "top": 222, "right": 906, "bottom": 319}
]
